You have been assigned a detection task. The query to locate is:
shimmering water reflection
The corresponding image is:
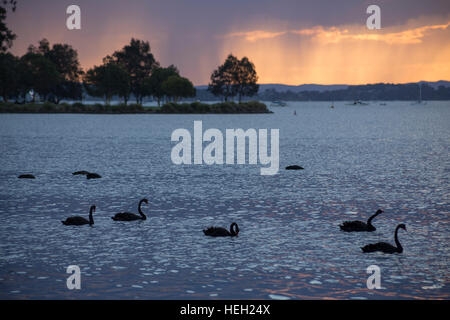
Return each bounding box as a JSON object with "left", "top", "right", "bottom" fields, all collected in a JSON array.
[{"left": 0, "top": 101, "right": 449, "bottom": 299}]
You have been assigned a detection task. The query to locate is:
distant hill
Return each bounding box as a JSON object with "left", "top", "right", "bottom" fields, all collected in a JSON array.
[
  {"left": 196, "top": 83, "right": 349, "bottom": 92},
  {"left": 256, "top": 84, "right": 349, "bottom": 92},
  {"left": 195, "top": 81, "right": 450, "bottom": 101},
  {"left": 414, "top": 80, "right": 450, "bottom": 89},
  {"left": 196, "top": 81, "right": 450, "bottom": 92}
]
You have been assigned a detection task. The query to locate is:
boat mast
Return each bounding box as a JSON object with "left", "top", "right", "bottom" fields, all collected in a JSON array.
[{"left": 419, "top": 83, "right": 422, "bottom": 103}]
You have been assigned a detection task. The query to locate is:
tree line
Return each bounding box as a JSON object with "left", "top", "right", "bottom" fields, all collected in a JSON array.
[
  {"left": 0, "top": 2, "right": 260, "bottom": 106},
  {"left": 0, "top": 39, "right": 259, "bottom": 105},
  {"left": 258, "top": 83, "right": 450, "bottom": 101},
  {"left": 0, "top": 37, "right": 198, "bottom": 105}
]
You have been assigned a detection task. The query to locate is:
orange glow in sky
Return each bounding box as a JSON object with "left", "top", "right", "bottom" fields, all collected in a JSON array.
[
  {"left": 7, "top": 3, "right": 450, "bottom": 85},
  {"left": 219, "top": 17, "right": 450, "bottom": 85}
]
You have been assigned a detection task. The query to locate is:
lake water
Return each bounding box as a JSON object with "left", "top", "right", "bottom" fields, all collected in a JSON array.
[{"left": 0, "top": 101, "right": 448, "bottom": 299}]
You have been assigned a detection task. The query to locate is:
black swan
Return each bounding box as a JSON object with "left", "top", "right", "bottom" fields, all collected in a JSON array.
[
  {"left": 362, "top": 224, "right": 406, "bottom": 254},
  {"left": 285, "top": 165, "right": 304, "bottom": 170},
  {"left": 72, "top": 171, "right": 90, "bottom": 176},
  {"left": 62, "top": 205, "right": 96, "bottom": 226},
  {"left": 339, "top": 209, "right": 383, "bottom": 232},
  {"left": 203, "top": 223, "right": 239, "bottom": 237},
  {"left": 18, "top": 174, "right": 35, "bottom": 179},
  {"left": 86, "top": 173, "right": 101, "bottom": 179},
  {"left": 112, "top": 199, "right": 148, "bottom": 221}
]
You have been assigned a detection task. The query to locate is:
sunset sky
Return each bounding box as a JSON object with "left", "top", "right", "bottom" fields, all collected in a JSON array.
[{"left": 6, "top": 0, "right": 450, "bottom": 85}]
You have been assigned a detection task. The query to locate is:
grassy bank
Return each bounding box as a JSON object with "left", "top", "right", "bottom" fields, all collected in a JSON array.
[
  {"left": 160, "top": 101, "right": 271, "bottom": 114},
  {"left": 0, "top": 102, "right": 149, "bottom": 114},
  {"left": 0, "top": 101, "right": 271, "bottom": 114}
]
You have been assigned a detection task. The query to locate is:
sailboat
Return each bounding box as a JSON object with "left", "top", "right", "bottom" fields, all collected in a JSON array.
[
  {"left": 346, "top": 99, "right": 369, "bottom": 106},
  {"left": 419, "top": 83, "right": 422, "bottom": 103},
  {"left": 270, "top": 100, "right": 287, "bottom": 107},
  {"left": 412, "top": 83, "right": 427, "bottom": 105}
]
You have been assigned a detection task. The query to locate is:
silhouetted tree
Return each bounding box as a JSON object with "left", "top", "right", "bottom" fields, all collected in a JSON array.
[
  {"left": 143, "top": 65, "right": 179, "bottom": 106},
  {"left": 20, "top": 52, "right": 61, "bottom": 102},
  {"left": 162, "top": 75, "right": 196, "bottom": 103},
  {"left": 208, "top": 54, "right": 259, "bottom": 102},
  {"left": 0, "top": 52, "right": 19, "bottom": 101},
  {"left": 28, "top": 39, "right": 83, "bottom": 103},
  {"left": 84, "top": 62, "right": 130, "bottom": 105},
  {"left": 49, "top": 81, "right": 83, "bottom": 104},
  {"left": 234, "top": 56, "right": 259, "bottom": 103},
  {"left": 0, "top": 0, "right": 16, "bottom": 52},
  {"left": 30, "top": 39, "right": 83, "bottom": 81},
  {"left": 109, "top": 38, "right": 159, "bottom": 104},
  {"left": 208, "top": 54, "right": 239, "bottom": 102}
]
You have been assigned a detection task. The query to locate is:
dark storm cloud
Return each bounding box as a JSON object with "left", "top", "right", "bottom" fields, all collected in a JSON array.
[{"left": 6, "top": 0, "right": 450, "bottom": 84}]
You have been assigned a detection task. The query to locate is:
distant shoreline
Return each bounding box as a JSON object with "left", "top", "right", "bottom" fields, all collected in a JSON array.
[{"left": 0, "top": 101, "right": 272, "bottom": 114}]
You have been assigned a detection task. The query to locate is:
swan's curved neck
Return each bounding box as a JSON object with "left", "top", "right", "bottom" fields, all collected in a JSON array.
[
  {"left": 367, "top": 211, "right": 380, "bottom": 226},
  {"left": 138, "top": 201, "right": 147, "bottom": 219},
  {"left": 394, "top": 226, "right": 403, "bottom": 253}
]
